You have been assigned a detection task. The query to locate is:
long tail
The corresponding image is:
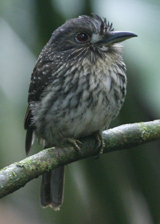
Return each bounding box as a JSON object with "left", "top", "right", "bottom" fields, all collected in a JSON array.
[{"left": 40, "top": 166, "right": 65, "bottom": 211}]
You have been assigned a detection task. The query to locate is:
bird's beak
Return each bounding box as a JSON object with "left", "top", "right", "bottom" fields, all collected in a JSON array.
[{"left": 101, "top": 31, "right": 137, "bottom": 45}]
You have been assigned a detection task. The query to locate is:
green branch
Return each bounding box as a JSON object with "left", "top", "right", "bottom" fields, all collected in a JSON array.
[{"left": 0, "top": 120, "right": 160, "bottom": 199}]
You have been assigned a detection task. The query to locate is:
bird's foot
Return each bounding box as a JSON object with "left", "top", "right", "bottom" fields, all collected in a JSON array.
[
  {"left": 93, "top": 132, "right": 105, "bottom": 158},
  {"left": 66, "top": 138, "right": 82, "bottom": 152}
]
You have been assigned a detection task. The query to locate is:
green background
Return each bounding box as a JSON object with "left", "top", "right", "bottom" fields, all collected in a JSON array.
[{"left": 0, "top": 0, "right": 160, "bottom": 223}]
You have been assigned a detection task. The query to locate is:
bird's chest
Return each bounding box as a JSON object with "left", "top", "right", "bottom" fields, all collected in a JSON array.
[
  {"left": 35, "top": 63, "right": 126, "bottom": 140},
  {"left": 54, "top": 67, "right": 126, "bottom": 137}
]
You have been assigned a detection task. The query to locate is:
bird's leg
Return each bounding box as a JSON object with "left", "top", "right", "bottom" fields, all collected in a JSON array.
[
  {"left": 66, "top": 138, "right": 82, "bottom": 152},
  {"left": 93, "top": 131, "right": 105, "bottom": 156}
]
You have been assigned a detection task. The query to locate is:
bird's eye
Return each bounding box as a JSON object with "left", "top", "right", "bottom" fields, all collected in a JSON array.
[{"left": 76, "top": 33, "right": 89, "bottom": 42}]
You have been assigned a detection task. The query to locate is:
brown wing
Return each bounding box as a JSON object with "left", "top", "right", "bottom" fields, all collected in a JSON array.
[{"left": 24, "top": 58, "right": 56, "bottom": 154}]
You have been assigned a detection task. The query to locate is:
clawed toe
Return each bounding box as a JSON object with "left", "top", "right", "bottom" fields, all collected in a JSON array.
[
  {"left": 94, "top": 132, "right": 105, "bottom": 158},
  {"left": 66, "top": 138, "right": 82, "bottom": 152}
]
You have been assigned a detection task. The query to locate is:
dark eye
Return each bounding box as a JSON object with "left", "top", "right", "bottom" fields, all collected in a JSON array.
[{"left": 76, "top": 33, "right": 89, "bottom": 42}]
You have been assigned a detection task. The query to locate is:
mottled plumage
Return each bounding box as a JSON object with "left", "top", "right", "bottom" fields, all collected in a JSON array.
[{"left": 24, "top": 14, "right": 137, "bottom": 210}]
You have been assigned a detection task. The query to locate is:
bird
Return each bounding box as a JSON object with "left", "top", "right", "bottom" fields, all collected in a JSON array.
[{"left": 24, "top": 13, "right": 137, "bottom": 211}]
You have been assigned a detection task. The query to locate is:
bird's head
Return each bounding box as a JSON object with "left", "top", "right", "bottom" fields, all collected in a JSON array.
[{"left": 45, "top": 14, "right": 137, "bottom": 63}]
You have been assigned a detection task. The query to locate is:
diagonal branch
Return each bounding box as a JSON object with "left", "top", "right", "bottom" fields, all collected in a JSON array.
[{"left": 0, "top": 120, "right": 160, "bottom": 199}]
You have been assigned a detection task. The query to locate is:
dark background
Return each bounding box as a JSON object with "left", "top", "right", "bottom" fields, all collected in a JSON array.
[{"left": 0, "top": 0, "right": 160, "bottom": 223}]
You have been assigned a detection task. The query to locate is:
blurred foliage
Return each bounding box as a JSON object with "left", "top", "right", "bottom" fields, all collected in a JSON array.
[{"left": 0, "top": 0, "right": 160, "bottom": 223}]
